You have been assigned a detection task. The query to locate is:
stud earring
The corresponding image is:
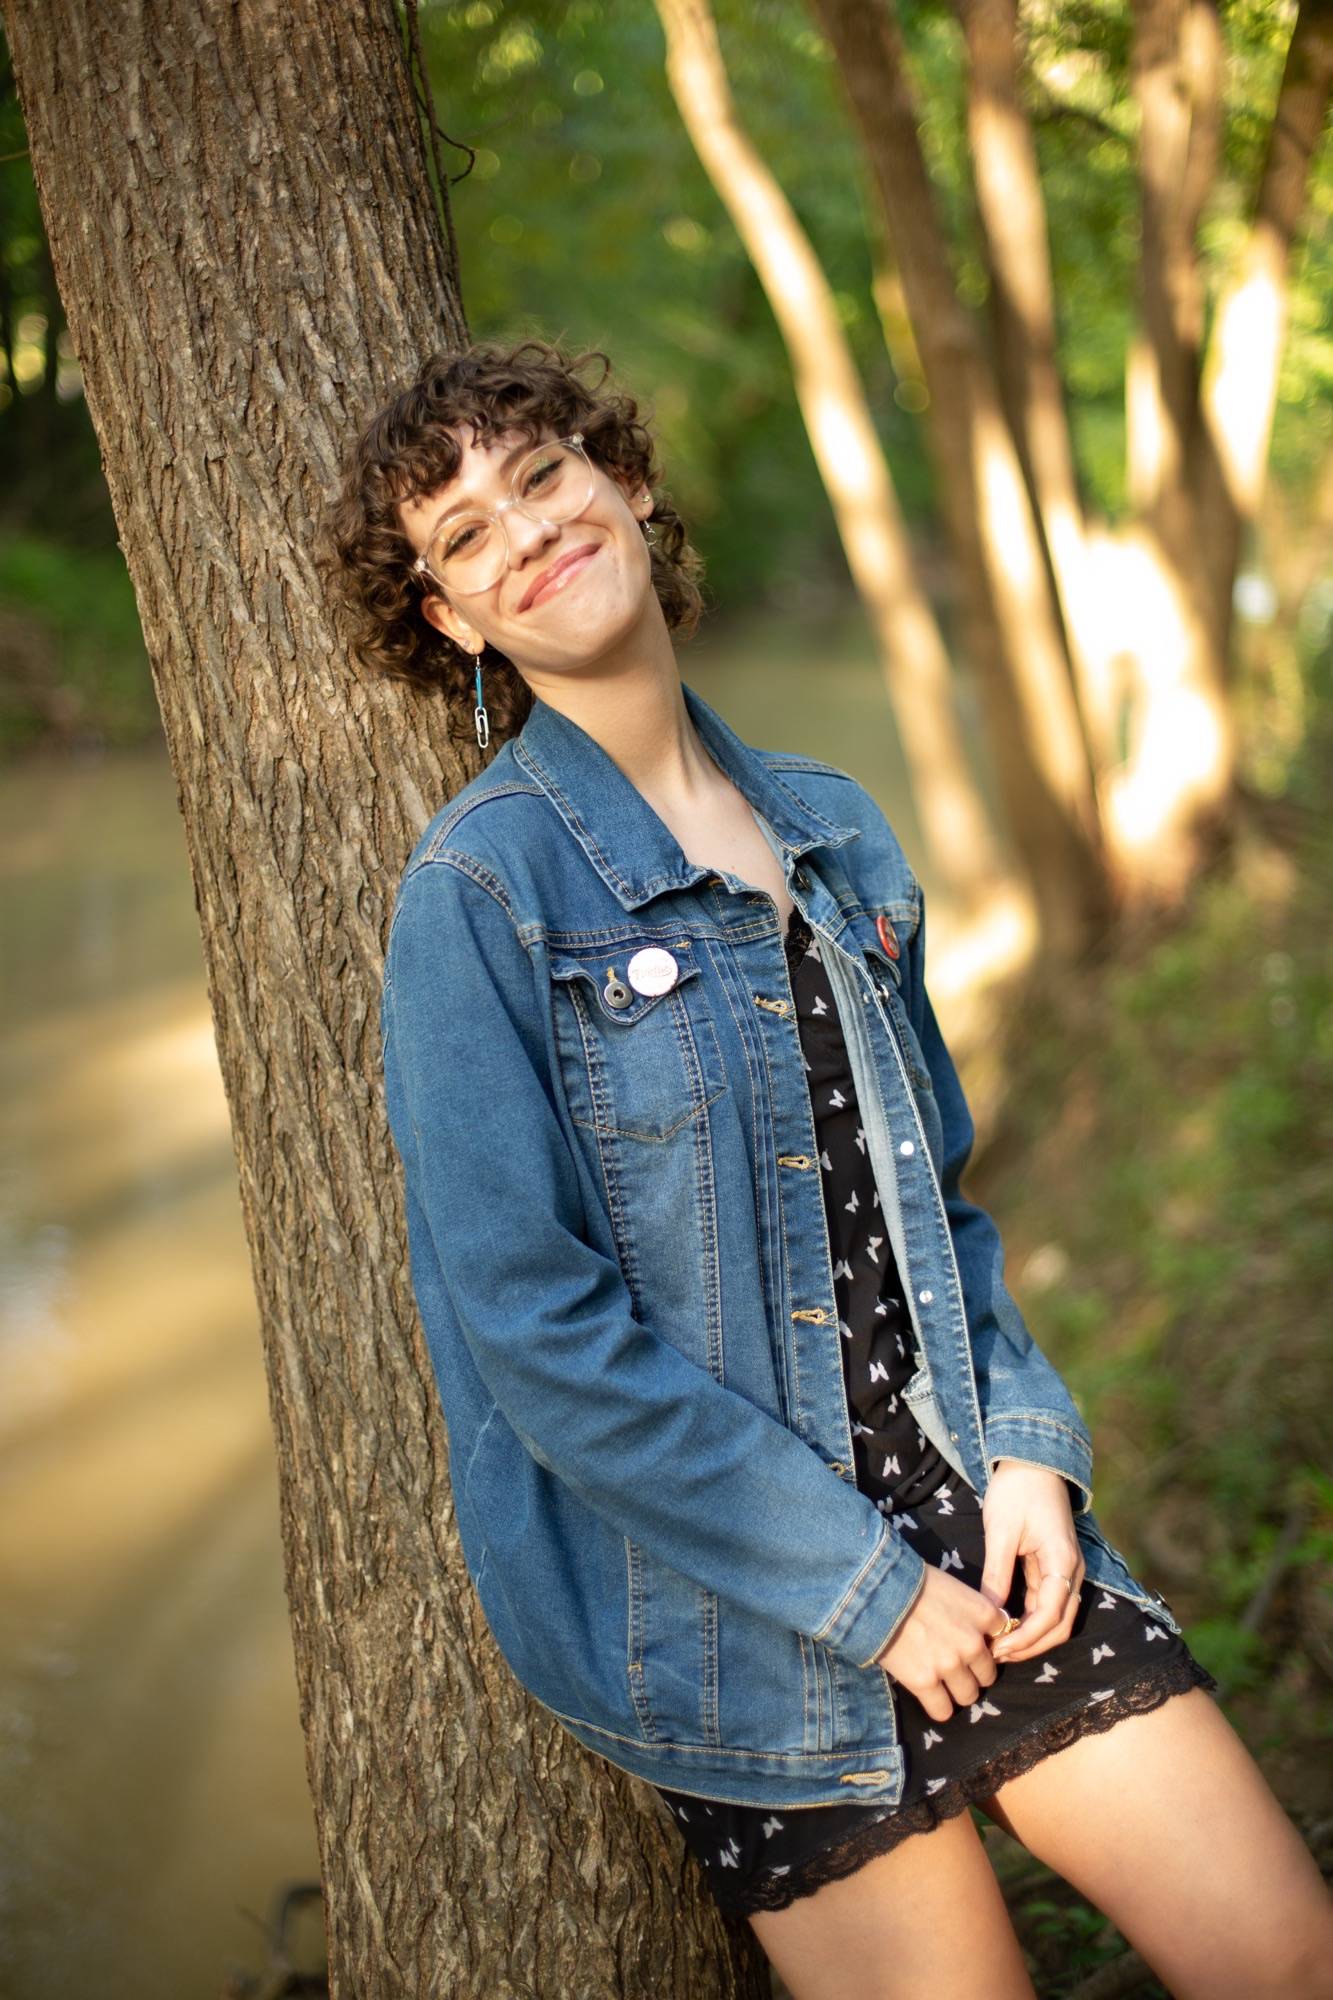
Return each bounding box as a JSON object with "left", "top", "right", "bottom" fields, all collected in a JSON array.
[{"left": 470, "top": 650, "right": 490, "bottom": 750}]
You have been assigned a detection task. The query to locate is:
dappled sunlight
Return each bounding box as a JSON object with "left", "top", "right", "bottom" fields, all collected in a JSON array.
[
  {"left": 1108, "top": 678, "right": 1228, "bottom": 850},
  {"left": 926, "top": 876, "right": 1037, "bottom": 1018},
  {"left": 920, "top": 877, "right": 1041, "bottom": 1132},
  {"left": 811, "top": 389, "right": 881, "bottom": 504},
  {"left": 1205, "top": 258, "right": 1288, "bottom": 509},
  {"left": 1086, "top": 524, "right": 1233, "bottom": 883},
  {"left": 973, "top": 402, "right": 1043, "bottom": 596}
]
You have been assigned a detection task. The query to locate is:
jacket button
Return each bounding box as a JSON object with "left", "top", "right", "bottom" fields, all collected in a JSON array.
[
  {"left": 949, "top": 1430, "right": 959, "bottom": 1442},
  {"left": 918, "top": 1288, "right": 933, "bottom": 1304}
]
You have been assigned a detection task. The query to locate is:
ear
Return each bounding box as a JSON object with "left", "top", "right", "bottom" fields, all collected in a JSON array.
[
  {"left": 421, "top": 589, "right": 480, "bottom": 653},
  {"left": 609, "top": 461, "right": 653, "bottom": 521}
]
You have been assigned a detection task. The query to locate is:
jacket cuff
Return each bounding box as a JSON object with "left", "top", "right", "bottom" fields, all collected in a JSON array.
[
  {"left": 983, "top": 1414, "right": 1093, "bottom": 1515},
  {"left": 863, "top": 1562, "right": 928, "bottom": 1670},
  {"left": 813, "top": 1518, "right": 930, "bottom": 1669}
]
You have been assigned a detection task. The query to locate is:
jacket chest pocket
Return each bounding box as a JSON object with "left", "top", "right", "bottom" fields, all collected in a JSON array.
[{"left": 548, "top": 946, "right": 729, "bottom": 1142}]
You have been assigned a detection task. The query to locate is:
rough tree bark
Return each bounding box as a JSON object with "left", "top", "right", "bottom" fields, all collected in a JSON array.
[{"left": 0, "top": 3, "right": 767, "bottom": 1993}]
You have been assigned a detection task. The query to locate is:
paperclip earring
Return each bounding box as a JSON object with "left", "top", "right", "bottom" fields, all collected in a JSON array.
[{"left": 471, "top": 650, "right": 490, "bottom": 750}]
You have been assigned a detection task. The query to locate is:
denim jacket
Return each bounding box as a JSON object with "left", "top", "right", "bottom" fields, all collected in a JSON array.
[{"left": 379, "top": 681, "right": 1179, "bottom": 1809}]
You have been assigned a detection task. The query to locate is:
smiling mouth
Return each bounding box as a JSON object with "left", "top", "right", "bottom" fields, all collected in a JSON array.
[{"left": 522, "top": 543, "right": 600, "bottom": 611}]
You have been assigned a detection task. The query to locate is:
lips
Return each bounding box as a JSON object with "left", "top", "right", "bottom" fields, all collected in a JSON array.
[{"left": 520, "top": 542, "right": 600, "bottom": 612}]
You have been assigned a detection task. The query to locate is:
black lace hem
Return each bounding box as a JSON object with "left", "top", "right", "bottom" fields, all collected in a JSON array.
[{"left": 711, "top": 1652, "right": 1220, "bottom": 1919}]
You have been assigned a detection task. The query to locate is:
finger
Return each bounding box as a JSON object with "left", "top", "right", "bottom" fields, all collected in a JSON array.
[
  {"left": 917, "top": 1679, "right": 955, "bottom": 1725},
  {"left": 1001, "top": 1574, "right": 1077, "bottom": 1657},
  {"left": 943, "top": 1662, "right": 982, "bottom": 1711},
  {"left": 1051, "top": 1555, "right": 1085, "bottom": 1640},
  {"left": 1000, "top": 1541, "right": 1081, "bottom": 1642},
  {"left": 979, "top": 1519, "right": 1019, "bottom": 1612},
  {"left": 972, "top": 1637, "right": 1000, "bottom": 1689},
  {"left": 992, "top": 1569, "right": 1077, "bottom": 1662},
  {"left": 999, "top": 1576, "right": 1083, "bottom": 1662}
]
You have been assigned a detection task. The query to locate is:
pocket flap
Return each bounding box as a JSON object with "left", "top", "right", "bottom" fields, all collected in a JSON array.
[
  {"left": 845, "top": 909, "right": 907, "bottom": 990},
  {"left": 548, "top": 946, "right": 703, "bottom": 1027}
]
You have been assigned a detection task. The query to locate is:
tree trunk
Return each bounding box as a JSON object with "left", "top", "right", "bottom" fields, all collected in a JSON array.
[
  {"left": 654, "top": 0, "right": 1009, "bottom": 922},
  {"left": 1128, "top": 0, "right": 1208, "bottom": 537},
  {"left": 1196, "top": 0, "right": 1333, "bottom": 666},
  {"left": 1, "top": 3, "right": 764, "bottom": 1992},
  {"left": 958, "top": 0, "right": 1130, "bottom": 795},
  {"left": 1111, "top": 0, "right": 1328, "bottom": 899},
  {"left": 805, "top": 0, "right": 1109, "bottom": 957}
]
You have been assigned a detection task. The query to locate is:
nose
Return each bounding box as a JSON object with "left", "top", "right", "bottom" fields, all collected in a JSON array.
[{"left": 502, "top": 504, "right": 558, "bottom": 564}]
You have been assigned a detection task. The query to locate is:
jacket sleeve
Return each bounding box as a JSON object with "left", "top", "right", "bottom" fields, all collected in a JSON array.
[
  {"left": 380, "top": 853, "right": 927, "bottom": 1671},
  {"left": 903, "top": 888, "right": 1094, "bottom": 1516}
]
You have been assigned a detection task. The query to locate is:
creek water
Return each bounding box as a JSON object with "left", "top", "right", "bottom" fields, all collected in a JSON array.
[{"left": 1, "top": 744, "right": 322, "bottom": 1997}]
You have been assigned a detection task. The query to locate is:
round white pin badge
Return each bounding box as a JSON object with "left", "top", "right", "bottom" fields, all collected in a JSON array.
[{"left": 626, "top": 946, "right": 680, "bottom": 996}]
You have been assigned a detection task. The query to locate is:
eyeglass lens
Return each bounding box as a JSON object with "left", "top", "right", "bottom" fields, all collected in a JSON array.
[{"left": 426, "top": 441, "right": 595, "bottom": 592}]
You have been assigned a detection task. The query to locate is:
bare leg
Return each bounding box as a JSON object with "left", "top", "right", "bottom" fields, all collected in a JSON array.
[
  {"left": 745, "top": 1807, "right": 1036, "bottom": 2000},
  {"left": 979, "top": 1687, "right": 1333, "bottom": 2000}
]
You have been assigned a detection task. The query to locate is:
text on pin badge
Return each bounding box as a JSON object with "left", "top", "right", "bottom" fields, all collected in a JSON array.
[{"left": 626, "top": 946, "right": 680, "bottom": 995}]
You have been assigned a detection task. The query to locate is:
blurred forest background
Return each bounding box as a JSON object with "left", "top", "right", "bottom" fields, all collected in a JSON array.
[{"left": 0, "top": 1, "right": 1329, "bottom": 1995}]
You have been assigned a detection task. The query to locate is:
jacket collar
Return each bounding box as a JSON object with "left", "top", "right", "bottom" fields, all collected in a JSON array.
[{"left": 512, "top": 679, "right": 860, "bottom": 912}]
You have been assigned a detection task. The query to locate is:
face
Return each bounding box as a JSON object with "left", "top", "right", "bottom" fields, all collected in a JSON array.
[{"left": 396, "top": 422, "right": 659, "bottom": 679}]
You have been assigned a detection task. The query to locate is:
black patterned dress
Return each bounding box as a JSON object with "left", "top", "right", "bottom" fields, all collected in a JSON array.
[{"left": 651, "top": 909, "right": 1219, "bottom": 1920}]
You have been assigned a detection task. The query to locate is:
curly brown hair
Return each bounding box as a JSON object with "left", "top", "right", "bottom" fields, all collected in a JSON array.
[{"left": 320, "top": 335, "right": 707, "bottom": 744}]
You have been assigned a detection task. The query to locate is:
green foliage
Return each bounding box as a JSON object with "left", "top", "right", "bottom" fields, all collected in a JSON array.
[
  {"left": 0, "top": 532, "right": 156, "bottom": 754},
  {"left": 0, "top": 0, "right": 1328, "bottom": 751}
]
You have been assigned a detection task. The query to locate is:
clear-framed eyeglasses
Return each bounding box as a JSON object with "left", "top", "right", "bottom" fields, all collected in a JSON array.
[{"left": 412, "top": 431, "right": 597, "bottom": 597}]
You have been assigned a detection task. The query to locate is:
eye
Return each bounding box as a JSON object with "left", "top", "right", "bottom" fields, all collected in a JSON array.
[
  {"left": 436, "top": 520, "right": 485, "bottom": 562},
  {"left": 518, "top": 443, "right": 577, "bottom": 500}
]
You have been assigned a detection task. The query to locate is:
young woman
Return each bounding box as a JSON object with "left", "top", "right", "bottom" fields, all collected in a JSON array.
[{"left": 329, "top": 337, "right": 1333, "bottom": 1999}]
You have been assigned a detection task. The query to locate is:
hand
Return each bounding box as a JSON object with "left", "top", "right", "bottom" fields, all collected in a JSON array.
[
  {"left": 872, "top": 1566, "right": 1010, "bottom": 1723},
  {"left": 979, "top": 1458, "right": 1084, "bottom": 1665}
]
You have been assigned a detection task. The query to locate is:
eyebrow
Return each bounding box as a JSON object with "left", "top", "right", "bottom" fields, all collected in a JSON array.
[{"left": 422, "top": 438, "right": 539, "bottom": 543}]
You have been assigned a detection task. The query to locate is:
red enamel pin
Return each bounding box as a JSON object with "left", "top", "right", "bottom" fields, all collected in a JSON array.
[{"left": 875, "top": 911, "right": 900, "bottom": 959}]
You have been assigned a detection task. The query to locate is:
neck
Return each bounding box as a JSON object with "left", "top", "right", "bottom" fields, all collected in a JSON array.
[{"left": 522, "top": 641, "right": 722, "bottom": 814}]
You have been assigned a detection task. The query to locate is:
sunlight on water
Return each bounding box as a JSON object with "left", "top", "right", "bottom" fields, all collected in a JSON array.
[{"left": 0, "top": 746, "right": 321, "bottom": 1999}]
